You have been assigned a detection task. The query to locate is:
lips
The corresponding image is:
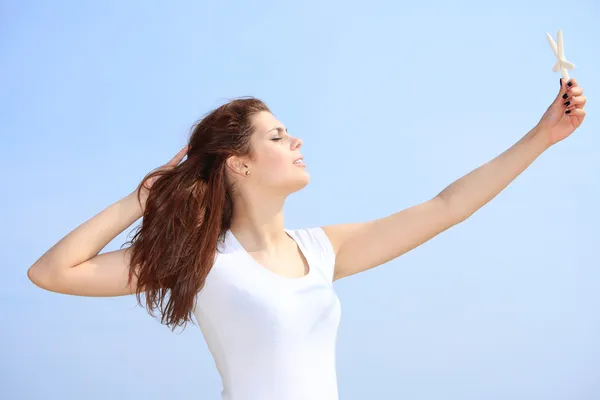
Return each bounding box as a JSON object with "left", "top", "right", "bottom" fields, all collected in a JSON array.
[{"left": 293, "top": 156, "right": 304, "bottom": 165}]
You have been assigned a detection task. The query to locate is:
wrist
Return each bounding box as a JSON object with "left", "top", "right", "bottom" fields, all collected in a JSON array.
[
  {"left": 124, "top": 191, "right": 144, "bottom": 220},
  {"left": 527, "top": 125, "right": 553, "bottom": 153}
]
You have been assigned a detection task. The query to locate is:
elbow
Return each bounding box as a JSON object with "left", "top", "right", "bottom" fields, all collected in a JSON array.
[
  {"left": 27, "top": 264, "right": 47, "bottom": 290},
  {"left": 448, "top": 208, "right": 472, "bottom": 225},
  {"left": 435, "top": 196, "right": 471, "bottom": 226},
  {"left": 27, "top": 263, "right": 60, "bottom": 292}
]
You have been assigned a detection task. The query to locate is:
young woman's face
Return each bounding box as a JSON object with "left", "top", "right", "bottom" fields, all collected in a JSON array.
[{"left": 244, "top": 111, "right": 309, "bottom": 195}]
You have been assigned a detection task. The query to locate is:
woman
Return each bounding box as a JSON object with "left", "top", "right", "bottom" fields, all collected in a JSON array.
[{"left": 28, "top": 79, "right": 586, "bottom": 400}]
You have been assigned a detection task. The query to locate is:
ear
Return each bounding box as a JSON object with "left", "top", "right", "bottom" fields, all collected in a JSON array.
[{"left": 225, "top": 155, "right": 249, "bottom": 176}]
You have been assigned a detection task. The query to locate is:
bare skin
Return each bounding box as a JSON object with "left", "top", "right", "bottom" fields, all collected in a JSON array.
[
  {"left": 325, "top": 78, "right": 586, "bottom": 280},
  {"left": 28, "top": 78, "right": 587, "bottom": 294},
  {"left": 27, "top": 147, "right": 188, "bottom": 296}
]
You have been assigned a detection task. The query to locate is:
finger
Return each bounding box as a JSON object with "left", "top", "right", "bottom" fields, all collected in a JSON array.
[
  {"left": 565, "top": 108, "right": 586, "bottom": 118},
  {"left": 567, "top": 86, "right": 583, "bottom": 97},
  {"left": 564, "top": 78, "right": 579, "bottom": 89},
  {"left": 558, "top": 78, "right": 579, "bottom": 102},
  {"left": 167, "top": 146, "right": 189, "bottom": 167},
  {"left": 563, "top": 96, "right": 587, "bottom": 108},
  {"left": 561, "top": 78, "right": 579, "bottom": 90},
  {"left": 565, "top": 95, "right": 587, "bottom": 109},
  {"left": 558, "top": 79, "right": 569, "bottom": 99},
  {"left": 562, "top": 86, "right": 583, "bottom": 101}
]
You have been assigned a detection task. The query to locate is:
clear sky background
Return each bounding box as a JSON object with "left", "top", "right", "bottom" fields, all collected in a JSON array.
[{"left": 2, "top": 1, "right": 599, "bottom": 399}]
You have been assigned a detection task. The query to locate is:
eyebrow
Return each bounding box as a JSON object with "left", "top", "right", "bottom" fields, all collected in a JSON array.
[{"left": 267, "top": 126, "right": 287, "bottom": 135}]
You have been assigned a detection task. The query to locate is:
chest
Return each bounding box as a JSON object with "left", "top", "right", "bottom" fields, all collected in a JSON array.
[
  {"left": 247, "top": 246, "right": 311, "bottom": 280},
  {"left": 197, "top": 254, "right": 341, "bottom": 340}
]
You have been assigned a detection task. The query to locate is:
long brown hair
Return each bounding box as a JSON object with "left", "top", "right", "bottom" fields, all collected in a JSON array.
[{"left": 123, "top": 97, "right": 270, "bottom": 330}]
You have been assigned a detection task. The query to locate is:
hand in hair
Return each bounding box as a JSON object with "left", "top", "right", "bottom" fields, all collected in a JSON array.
[{"left": 132, "top": 145, "right": 189, "bottom": 213}]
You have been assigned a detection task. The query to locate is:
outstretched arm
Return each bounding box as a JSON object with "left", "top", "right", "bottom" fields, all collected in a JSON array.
[{"left": 324, "top": 79, "right": 586, "bottom": 281}]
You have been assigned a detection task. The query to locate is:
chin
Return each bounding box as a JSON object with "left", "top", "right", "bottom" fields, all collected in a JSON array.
[{"left": 287, "top": 172, "right": 310, "bottom": 194}]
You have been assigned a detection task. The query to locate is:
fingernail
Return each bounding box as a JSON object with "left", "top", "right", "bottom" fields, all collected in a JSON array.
[
  {"left": 567, "top": 81, "right": 573, "bottom": 87},
  {"left": 565, "top": 109, "right": 571, "bottom": 114},
  {"left": 564, "top": 101, "right": 570, "bottom": 106},
  {"left": 562, "top": 93, "right": 568, "bottom": 99}
]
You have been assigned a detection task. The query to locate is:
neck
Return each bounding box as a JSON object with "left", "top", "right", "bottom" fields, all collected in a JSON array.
[{"left": 229, "top": 191, "right": 289, "bottom": 251}]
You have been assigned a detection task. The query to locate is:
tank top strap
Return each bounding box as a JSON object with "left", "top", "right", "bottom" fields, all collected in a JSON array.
[{"left": 286, "top": 227, "right": 336, "bottom": 282}]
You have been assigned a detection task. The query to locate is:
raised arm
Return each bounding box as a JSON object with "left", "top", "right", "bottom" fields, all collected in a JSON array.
[
  {"left": 27, "top": 192, "right": 143, "bottom": 296},
  {"left": 324, "top": 79, "right": 586, "bottom": 281},
  {"left": 27, "top": 146, "right": 189, "bottom": 297}
]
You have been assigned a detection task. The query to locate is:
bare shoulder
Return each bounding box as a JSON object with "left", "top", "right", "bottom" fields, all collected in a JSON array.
[
  {"left": 320, "top": 198, "right": 452, "bottom": 280},
  {"left": 321, "top": 222, "right": 367, "bottom": 255}
]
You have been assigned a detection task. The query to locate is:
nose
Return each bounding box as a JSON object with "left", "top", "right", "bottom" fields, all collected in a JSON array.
[{"left": 292, "top": 136, "right": 303, "bottom": 150}]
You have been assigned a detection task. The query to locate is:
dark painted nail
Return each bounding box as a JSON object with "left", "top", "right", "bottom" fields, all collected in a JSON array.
[
  {"left": 564, "top": 101, "right": 570, "bottom": 106},
  {"left": 567, "top": 81, "right": 573, "bottom": 87},
  {"left": 565, "top": 109, "right": 571, "bottom": 114},
  {"left": 562, "top": 93, "right": 568, "bottom": 99}
]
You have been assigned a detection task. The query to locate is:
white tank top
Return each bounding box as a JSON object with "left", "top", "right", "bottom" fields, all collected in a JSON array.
[{"left": 193, "top": 227, "right": 342, "bottom": 400}]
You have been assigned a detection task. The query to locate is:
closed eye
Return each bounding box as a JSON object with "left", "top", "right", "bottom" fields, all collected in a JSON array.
[{"left": 268, "top": 126, "right": 288, "bottom": 142}]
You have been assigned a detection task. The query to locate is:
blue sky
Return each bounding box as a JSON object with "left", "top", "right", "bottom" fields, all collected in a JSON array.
[{"left": 2, "top": 0, "right": 599, "bottom": 398}]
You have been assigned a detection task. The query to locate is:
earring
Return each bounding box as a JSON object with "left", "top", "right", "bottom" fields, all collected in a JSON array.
[{"left": 245, "top": 170, "right": 250, "bottom": 176}]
